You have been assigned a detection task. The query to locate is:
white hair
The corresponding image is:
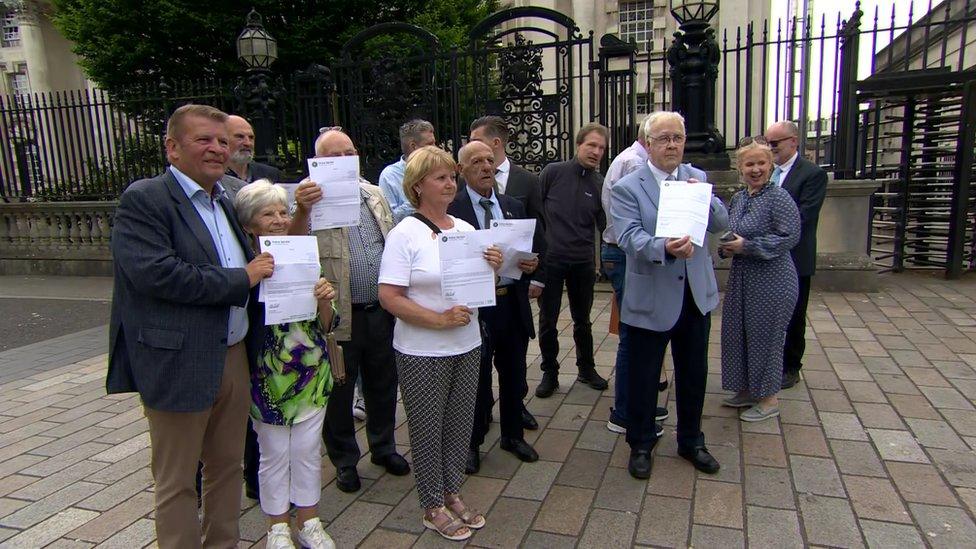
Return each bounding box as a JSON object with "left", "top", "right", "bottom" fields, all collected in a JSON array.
[
  {"left": 233, "top": 179, "right": 288, "bottom": 228},
  {"left": 642, "top": 111, "right": 686, "bottom": 138}
]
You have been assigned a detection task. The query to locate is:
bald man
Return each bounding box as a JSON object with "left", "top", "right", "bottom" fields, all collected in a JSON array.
[
  {"left": 449, "top": 141, "right": 544, "bottom": 472},
  {"left": 289, "top": 130, "right": 409, "bottom": 493},
  {"left": 226, "top": 115, "right": 283, "bottom": 183}
]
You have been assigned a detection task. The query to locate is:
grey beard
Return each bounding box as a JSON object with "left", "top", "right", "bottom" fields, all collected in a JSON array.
[{"left": 230, "top": 150, "right": 253, "bottom": 165}]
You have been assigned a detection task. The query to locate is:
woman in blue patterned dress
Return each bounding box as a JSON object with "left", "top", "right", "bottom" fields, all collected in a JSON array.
[
  {"left": 719, "top": 139, "right": 801, "bottom": 423},
  {"left": 235, "top": 181, "right": 337, "bottom": 549}
]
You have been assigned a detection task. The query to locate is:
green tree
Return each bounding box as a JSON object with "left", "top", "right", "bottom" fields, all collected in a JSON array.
[{"left": 52, "top": 0, "right": 499, "bottom": 95}]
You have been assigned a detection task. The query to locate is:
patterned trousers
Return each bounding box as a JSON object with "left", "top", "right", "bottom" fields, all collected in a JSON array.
[{"left": 395, "top": 347, "right": 480, "bottom": 509}]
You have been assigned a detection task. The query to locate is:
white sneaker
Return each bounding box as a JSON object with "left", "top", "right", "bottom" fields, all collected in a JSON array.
[
  {"left": 297, "top": 517, "right": 336, "bottom": 549},
  {"left": 266, "top": 523, "right": 296, "bottom": 549},
  {"left": 352, "top": 385, "right": 367, "bottom": 421}
]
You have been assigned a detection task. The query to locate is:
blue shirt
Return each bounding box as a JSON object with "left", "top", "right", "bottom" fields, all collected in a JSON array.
[
  {"left": 170, "top": 166, "right": 250, "bottom": 346},
  {"left": 466, "top": 185, "right": 515, "bottom": 286},
  {"left": 378, "top": 156, "right": 415, "bottom": 223}
]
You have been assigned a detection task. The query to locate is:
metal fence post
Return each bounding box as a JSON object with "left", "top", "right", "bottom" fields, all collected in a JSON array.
[{"left": 834, "top": 4, "right": 862, "bottom": 179}]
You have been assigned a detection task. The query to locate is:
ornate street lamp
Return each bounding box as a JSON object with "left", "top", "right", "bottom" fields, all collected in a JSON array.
[
  {"left": 236, "top": 9, "right": 278, "bottom": 70},
  {"left": 234, "top": 9, "right": 281, "bottom": 165},
  {"left": 667, "top": 0, "right": 728, "bottom": 169}
]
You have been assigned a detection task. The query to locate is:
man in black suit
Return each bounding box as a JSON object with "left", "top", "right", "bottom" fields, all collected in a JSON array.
[
  {"left": 226, "top": 115, "right": 283, "bottom": 183},
  {"left": 764, "top": 121, "right": 829, "bottom": 389},
  {"left": 469, "top": 115, "right": 541, "bottom": 430},
  {"left": 108, "top": 104, "right": 274, "bottom": 548},
  {"left": 449, "top": 141, "right": 543, "bottom": 472}
]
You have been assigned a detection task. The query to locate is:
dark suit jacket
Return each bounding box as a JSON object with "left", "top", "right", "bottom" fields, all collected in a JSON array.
[
  {"left": 780, "top": 157, "right": 828, "bottom": 277},
  {"left": 448, "top": 190, "right": 544, "bottom": 339},
  {"left": 504, "top": 164, "right": 544, "bottom": 230},
  {"left": 227, "top": 161, "right": 282, "bottom": 183},
  {"left": 107, "top": 168, "right": 260, "bottom": 412}
]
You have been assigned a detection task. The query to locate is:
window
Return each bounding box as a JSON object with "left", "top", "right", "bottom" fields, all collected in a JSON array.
[
  {"left": 2, "top": 10, "right": 19, "bottom": 48},
  {"left": 619, "top": 0, "right": 657, "bottom": 53},
  {"left": 9, "top": 66, "right": 29, "bottom": 96},
  {"left": 636, "top": 92, "right": 651, "bottom": 114}
]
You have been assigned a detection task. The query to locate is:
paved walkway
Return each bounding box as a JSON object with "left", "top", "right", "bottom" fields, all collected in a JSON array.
[{"left": 0, "top": 273, "right": 975, "bottom": 548}]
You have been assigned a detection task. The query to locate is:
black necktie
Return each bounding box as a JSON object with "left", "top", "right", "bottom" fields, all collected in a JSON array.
[{"left": 479, "top": 198, "right": 494, "bottom": 229}]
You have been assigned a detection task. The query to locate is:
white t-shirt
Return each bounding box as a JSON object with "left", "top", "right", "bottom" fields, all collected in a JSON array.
[{"left": 378, "top": 215, "right": 482, "bottom": 357}]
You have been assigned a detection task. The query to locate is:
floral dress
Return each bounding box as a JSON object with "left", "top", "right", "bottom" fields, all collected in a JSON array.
[
  {"left": 250, "top": 313, "right": 336, "bottom": 426},
  {"left": 720, "top": 183, "right": 801, "bottom": 399}
]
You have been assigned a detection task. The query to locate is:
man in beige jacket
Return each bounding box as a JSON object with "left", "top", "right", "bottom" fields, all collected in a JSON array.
[{"left": 290, "top": 129, "right": 409, "bottom": 493}]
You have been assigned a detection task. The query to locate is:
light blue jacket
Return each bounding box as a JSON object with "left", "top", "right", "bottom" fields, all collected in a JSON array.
[{"left": 610, "top": 163, "right": 729, "bottom": 332}]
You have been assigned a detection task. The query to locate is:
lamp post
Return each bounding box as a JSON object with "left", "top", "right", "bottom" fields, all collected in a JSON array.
[
  {"left": 667, "top": 0, "right": 728, "bottom": 169},
  {"left": 234, "top": 9, "right": 281, "bottom": 165}
]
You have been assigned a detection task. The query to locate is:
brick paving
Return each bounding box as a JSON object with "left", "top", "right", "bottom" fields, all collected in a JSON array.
[{"left": 0, "top": 272, "right": 975, "bottom": 547}]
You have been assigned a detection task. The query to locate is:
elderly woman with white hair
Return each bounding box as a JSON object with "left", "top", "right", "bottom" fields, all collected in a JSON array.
[{"left": 234, "top": 180, "right": 337, "bottom": 549}]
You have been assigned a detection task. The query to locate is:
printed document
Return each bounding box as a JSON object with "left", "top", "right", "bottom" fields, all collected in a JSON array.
[
  {"left": 259, "top": 236, "right": 321, "bottom": 325},
  {"left": 439, "top": 230, "right": 497, "bottom": 308},
  {"left": 654, "top": 181, "right": 714, "bottom": 247},
  {"left": 490, "top": 218, "right": 536, "bottom": 279},
  {"left": 307, "top": 156, "right": 361, "bottom": 230}
]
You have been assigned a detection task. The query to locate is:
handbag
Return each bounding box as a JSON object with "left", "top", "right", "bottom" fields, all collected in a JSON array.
[{"left": 326, "top": 331, "right": 346, "bottom": 384}]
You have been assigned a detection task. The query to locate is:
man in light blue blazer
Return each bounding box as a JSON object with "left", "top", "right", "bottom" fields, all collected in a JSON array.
[{"left": 610, "top": 111, "right": 729, "bottom": 479}]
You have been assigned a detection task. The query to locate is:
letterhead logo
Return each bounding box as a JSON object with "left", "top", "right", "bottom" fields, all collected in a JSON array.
[
  {"left": 263, "top": 240, "right": 271, "bottom": 247},
  {"left": 442, "top": 236, "right": 448, "bottom": 242}
]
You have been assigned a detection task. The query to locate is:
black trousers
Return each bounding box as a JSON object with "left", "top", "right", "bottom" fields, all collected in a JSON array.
[
  {"left": 322, "top": 306, "right": 398, "bottom": 468},
  {"left": 783, "top": 275, "right": 812, "bottom": 373},
  {"left": 625, "top": 283, "right": 709, "bottom": 452},
  {"left": 538, "top": 260, "right": 596, "bottom": 374},
  {"left": 471, "top": 290, "right": 530, "bottom": 448}
]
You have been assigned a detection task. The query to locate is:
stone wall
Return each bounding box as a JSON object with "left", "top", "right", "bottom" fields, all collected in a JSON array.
[{"left": 0, "top": 201, "right": 115, "bottom": 276}]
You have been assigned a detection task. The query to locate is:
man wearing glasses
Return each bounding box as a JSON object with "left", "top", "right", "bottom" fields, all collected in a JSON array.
[
  {"left": 763, "top": 121, "right": 828, "bottom": 390},
  {"left": 609, "top": 111, "right": 729, "bottom": 479},
  {"left": 289, "top": 129, "right": 411, "bottom": 493}
]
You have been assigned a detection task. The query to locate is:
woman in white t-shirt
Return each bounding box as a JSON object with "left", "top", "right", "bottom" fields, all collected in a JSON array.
[{"left": 378, "top": 146, "right": 502, "bottom": 542}]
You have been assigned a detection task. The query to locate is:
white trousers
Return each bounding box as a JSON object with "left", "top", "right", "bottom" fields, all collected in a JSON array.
[{"left": 252, "top": 408, "right": 326, "bottom": 516}]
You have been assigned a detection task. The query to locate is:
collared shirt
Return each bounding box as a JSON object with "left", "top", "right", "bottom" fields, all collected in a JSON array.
[
  {"left": 378, "top": 156, "right": 415, "bottom": 222},
  {"left": 647, "top": 161, "right": 678, "bottom": 184},
  {"left": 602, "top": 140, "right": 648, "bottom": 244},
  {"left": 465, "top": 185, "right": 515, "bottom": 286},
  {"left": 170, "top": 166, "right": 250, "bottom": 346},
  {"left": 347, "top": 188, "right": 385, "bottom": 304},
  {"left": 774, "top": 151, "right": 799, "bottom": 187},
  {"left": 495, "top": 157, "right": 511, "bottom": 195}
]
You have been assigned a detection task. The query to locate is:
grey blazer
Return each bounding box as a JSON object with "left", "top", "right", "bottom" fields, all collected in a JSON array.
[
  {"left": 107, "top": 168, "right": 259, "bottom": 412},
  {"left": 610, "top": 163, "right": 729, "bottom": 332}
]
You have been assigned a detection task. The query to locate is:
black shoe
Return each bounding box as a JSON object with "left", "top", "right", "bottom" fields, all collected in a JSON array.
[
  {"left": 500, "top": 437, "right": 539, "bottom": 463},
  {"left": 535, "top": 372, "right": 559, "bottom": 398},
  {"left": 244, "top": 482, "right": 260, "bottom": 501},
  {"left": 371, "top": 452, "right": 410, "bottom": 476},
  {"left": 655, "top": 422, "right": 664, "bottom": 437},
  {"left": 678, "top": 446, "right": 720, "bottom": 474},
  {"left": 521, "top": 407, "right": 539, "bottom": 430},
  {"left": 577, "top": 369, "right": 608, "bottom": 391},
  {"left": 336, "top": 466, "right": 361, "bottom": 493},
  {"left": 628, "top": 449, "right": 653, "bottom": 479},
  {"left": 659, "top": 379, "right": 669, "bottom": 392},
  {"left": 656, "top": 407, "right": 669, "bottom": 421},
  {"left": 465, "top": 448, "right": 481, "bottom": 474},
  {"left": 781, "top": 369, "right": 800, "bottom": 389}
]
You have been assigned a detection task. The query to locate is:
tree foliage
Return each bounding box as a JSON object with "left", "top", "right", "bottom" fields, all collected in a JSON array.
[{"left": 52, "top": 0, "right": 499, "bottom": 95}]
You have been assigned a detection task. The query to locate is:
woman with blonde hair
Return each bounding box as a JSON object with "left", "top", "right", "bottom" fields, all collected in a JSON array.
[
  {"left": 719, "top": 138, "right": 801, "bottom": 422},
  {"left": 378, "top": 146, "right": 502, "bottom": 541}
]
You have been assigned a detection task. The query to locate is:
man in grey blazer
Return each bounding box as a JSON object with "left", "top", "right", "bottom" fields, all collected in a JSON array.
[
  {"left": 107, "top": 104, "right": 274, "bottom": 548},
  {"left": 765, "top": 121, "right": 828, "bottom": 389},
  {"left": 610, "top": 111, "right": 729, "bottom": 479}
]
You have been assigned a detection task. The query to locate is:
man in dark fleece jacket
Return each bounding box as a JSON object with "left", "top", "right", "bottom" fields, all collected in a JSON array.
[{"left": 535, "top": 123, "right": 610, "bottom": 398}]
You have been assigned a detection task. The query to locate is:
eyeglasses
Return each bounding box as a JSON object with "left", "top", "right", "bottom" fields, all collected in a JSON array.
[
  {"left": 318, "top": 126, "right": 343, "bottom": 134},
  {"left": 765, "top": 136, "right": 794, "bottom": 148},
  {"left": 648, "top": 134, "right": 686, "bottom": 145},
  {"left": 737, "top": 135, "right": 769, "bottom": 148}
]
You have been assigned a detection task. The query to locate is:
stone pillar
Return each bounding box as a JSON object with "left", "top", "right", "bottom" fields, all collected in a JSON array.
[{"left": 17, "top": 1, "right": 51, "bottom": 93}]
